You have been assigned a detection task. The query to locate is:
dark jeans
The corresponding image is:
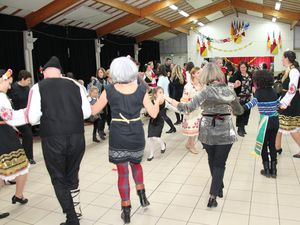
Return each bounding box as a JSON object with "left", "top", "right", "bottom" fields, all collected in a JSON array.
[
  {"left": 236, "top": 108, "right": 251, "bottom": 127},
  {"left": 161, "top": 108, "right": 175, "bottom": 130},
  {"left": 17, "top": 124, "right": 33, "bottom": 160},
  {"left": 93, "top": 117, "right": 105, "bottom": 136},
  {"left": 203, "top": 143, "right": 232, "bottom": 197},
  {"left": 261, "top": 128, "right": 278, "bottom": 163},
  {"left": 41, "top": 134, "right": 85, "bottom": 224}
]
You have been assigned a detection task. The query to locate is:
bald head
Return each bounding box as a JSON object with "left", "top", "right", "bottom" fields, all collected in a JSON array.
[{"left": 43, "top": 67, "right": 62, "bottom": 79}]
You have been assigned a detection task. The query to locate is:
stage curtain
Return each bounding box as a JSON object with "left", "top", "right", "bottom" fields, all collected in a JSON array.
[
  {"left": 138, "top": 40, "right": 160, "bottom": 67},
  {"left": 226, "top": 56, "right": 274, "bottom": 69},
  {"left": 0, "top": 14, "right": 26, "bottom": 78}
]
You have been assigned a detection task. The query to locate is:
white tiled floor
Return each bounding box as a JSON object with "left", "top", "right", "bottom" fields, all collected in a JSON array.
[{"left": 1, "top": 108, "right": 300, "bottom": 225}]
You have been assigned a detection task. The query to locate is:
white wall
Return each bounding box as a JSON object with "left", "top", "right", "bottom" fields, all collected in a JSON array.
[{"left": 188, "top": 13, "right": 295, "bottom": 72}]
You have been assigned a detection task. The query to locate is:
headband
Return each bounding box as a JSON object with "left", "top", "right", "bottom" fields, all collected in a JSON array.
[{"left": 1, "top": 69, "right": 13, "bottom": 80}]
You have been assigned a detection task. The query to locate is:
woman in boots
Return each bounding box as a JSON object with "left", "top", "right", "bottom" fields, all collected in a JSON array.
[
  {"left": 92, "top": 57, "right": 162, "bottom": 224},
  {"left": 243, "top": 70, "right": 279, "bottom": 178},
  {"left": 165, "top": 63, "right": 244, "bottom": 208}
]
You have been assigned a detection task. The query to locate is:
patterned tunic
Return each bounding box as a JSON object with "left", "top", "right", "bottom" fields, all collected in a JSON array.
[{"left": 181, "top": 82, "right": 202, "bottom": 136}]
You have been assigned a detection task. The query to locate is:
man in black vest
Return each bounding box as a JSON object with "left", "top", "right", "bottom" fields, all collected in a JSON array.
[{"left": 27, "top": 56, "right": 91, "bottom": 225}]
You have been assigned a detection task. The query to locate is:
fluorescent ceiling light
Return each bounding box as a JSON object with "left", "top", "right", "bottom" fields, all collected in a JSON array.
[
  {"left": 179, "top": 10, "right": 189, "bottom": 17},
  {"left": 275, "top": 2, "right": 281, "bottom": 10},
  {"left": 198, "top": 22, "right": 205, "bottom": 27},
  {"left": 272, "top": 17, "right": 277, "bottom": 22},
  {"left": 169, "top": 4, "right": 178, "bottom": 10},
  {"left": 193, "top": 19, "right": 198, "bottom": 24}
]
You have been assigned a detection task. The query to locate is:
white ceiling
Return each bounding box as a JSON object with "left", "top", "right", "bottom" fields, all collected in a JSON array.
[
  {"left": 246, "top": 10, "right": 263, "bottom": 18},
  {"left": 120, "top": 22, "right": 150, "bottom": 35},
  {"left": 63, "top": 6, "right": 111, "bottom": 24},
  {"left": 206, "top": 11, "right": 224, "bottom": 21},
  {"left": 245, "top": 0, "right": 263, "bottom": 3},
  {"left": 185, "top": 0, "right": 213, "bottom": 9},
  {"left": 154, "top": 32, "right": 177, "bottom": 40},
  {"left": 0, "top": 0, "right": 53, "bottom": 12}
]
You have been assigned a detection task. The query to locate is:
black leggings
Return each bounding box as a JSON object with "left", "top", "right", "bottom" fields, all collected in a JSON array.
[
  {"left": 236, "top": 108, "right": 251, "bottom": 127},
  {"left": 261, "top": 128, "right": 278, "bottom": 163}
]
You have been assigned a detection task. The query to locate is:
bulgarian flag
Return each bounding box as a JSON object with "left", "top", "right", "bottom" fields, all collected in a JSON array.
[
  {"left": 278, "top": 32, "right": 282, "bottom": 49},
  {"left": 200, "top": 41, "right": 207, "bottom": 57},
  {"left": 270, "top": 32, "right": 278, "bottom": 55},
  {"left": 197, "top": 37, "right": 200, "bottom": 52},
  {"left": 267, "top": 33, "right": 271, "bottom": 49}
]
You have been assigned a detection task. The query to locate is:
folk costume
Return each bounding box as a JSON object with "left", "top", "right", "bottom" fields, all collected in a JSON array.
[{"left": 26, "top": 56, "right": 91, "bottom": 225}]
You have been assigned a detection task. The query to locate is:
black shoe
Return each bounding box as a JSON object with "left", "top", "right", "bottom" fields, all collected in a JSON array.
[
  {"left": 174, "top": 121, "right": 181, "bottom": 125},
  {"left": 270, "top": 161, "right": 277, "bottom": 178},
  {"left": 29, "top": 159, "right": 36, "bottom": 164},
  {"left": 218, "top": 189, "right": 223, "bottom": 198},
  {"left": 242, "top": 127, "right": 247, "bottom": 134},
  {"left": 137, "top": 189, "right": 150, "bottom": 207},
  {"left": 237, "top": 128, "right": 244, "bottom": 137},
  {"left": 0, "top": 212, "right": 9, "bottom": 219},
  {"left": 147, "top": 156, "right": 154, "bottom": 161},
  {"left": 260, "top": 161, "right": 270, "bottom": 178},
  {"left": 99, "top": 135, "right": 106, "bottom": 140},
  {"left": 161, "top": 143, "right": 166, "bottom": 154},
  {"left": 12, "top": 195, "right": 28, "bottom": 204},
  {"left": 121, "top": 206, "right": 131, "bottom": 224},
  {"left": 166, "top": 128, "right": 176, "bottom": 133},
  {"left": 207, "top": 197, "right": 218, "bottom": 208},
  {"left": 93, "top": 137, "right": 100, "bottom": 143},
  {"left": 276, "top": 148, "right": 282, "bottom": 155}
]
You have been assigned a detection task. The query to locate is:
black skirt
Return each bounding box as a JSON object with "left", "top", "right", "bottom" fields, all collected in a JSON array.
[{"left": 148, "top": 117, "right": 164, "bottom": 138}]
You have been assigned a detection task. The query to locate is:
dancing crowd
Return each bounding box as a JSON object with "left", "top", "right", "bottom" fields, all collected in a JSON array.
[{"left": 0, "top": 50, "right": 300, "bottom": 224}]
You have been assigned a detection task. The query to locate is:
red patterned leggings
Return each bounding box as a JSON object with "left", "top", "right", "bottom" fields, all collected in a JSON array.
[{"left": 116, "top": 162, "right": 144, "bottom": 201}]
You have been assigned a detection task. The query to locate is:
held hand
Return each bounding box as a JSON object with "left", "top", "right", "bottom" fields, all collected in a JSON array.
[
  {"left": 234, "top": 80, "right": 241, "bottom": 88},
  {"left": 164, "top": 95, "right": 173, "bottom": 103}
]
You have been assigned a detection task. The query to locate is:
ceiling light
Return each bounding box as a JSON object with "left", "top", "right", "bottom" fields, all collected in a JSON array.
[
  {"left": 179, "top": 10, "right": 189, "bottom": 17},
  {"left": 272, "top": 17, "right": 277, "bottom": 22},
  {"left": 275, "top": 2, "right": 281, "bottom": 10},
  {"left": 169, "top": 5, "right": 178, "bottom": 10},
  {"left": 193, "top": 19, "right": 198, "bottom": 24},
  {"left": 198, "top": 22, "right": 205, "bottom": 27}
]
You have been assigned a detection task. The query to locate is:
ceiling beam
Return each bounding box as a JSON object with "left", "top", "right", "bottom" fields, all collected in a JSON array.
[
  {"left": 291, "top": 20, "right": 299, "bottom": 30},
  {"left": 174, "top": 27, "right": 189, "bottom": 34},
  {"left": 136, "top": 0, "right": 231, "bottom": 42},
  {"left": 96, "top": 0, "right": 181, "bottom": 36},
  {"left": 25, "top": 0, "right": 80, "bottom": 28},
  {"left": 231, "top": 0, "right": 300, "bottom": 21},
  {"left": 227, "top": 0, "right": 238, "bottom": 17}
]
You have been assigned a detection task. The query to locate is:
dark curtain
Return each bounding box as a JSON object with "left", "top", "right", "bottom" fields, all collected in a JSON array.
[
  {"left": 32, "top": 23, "right": 97, "bottom": 84},
  {"left": 138, "top": 40, "right": 160, "bottom": 67},
  {"left": 100, "top": 34, "right": 135, "bottom": 69},
  {"left": 0, "top": 14, "right": 26, "bottom": 79}
]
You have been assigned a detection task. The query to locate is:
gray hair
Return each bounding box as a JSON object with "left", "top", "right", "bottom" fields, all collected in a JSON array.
[
  {"left": 110, "top": 57, "right": 138, "bottom": 83},
  {"left": 200, "top": 62, "right": 225, "bottom": 85},
  {"left": 213, "top": 57, "right": 223, "bottom": 63}
]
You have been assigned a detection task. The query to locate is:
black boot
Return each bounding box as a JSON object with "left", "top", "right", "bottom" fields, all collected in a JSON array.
[
  {"left": 270, "top": 161, "right": 277, "bottom": 178},
  {"left": 242, "top": 126, "right": 247, "bottom": 134},
  {"left": 93, "top": 133, "right": 100, "bottom": 143},
  {"left": 0, "top": 212, "right": 9, "bottom": 219},
  {"left": 260, "top": 161, "right": 270, "bottom": 178},
  {"left": 99, "top": 131, "right": 106, "bottom": 140},
  {"left": 237, "top": 127, "right": 244, "bottom": 137},
  {"left": 207, "top": 197, "right": 218, "bottom": 208},
  {"left": 121, "top": 205, "right": 131, "bottom": 224},
  {"left": 137, "top": 189, "right": 150, "bottom": 207}
]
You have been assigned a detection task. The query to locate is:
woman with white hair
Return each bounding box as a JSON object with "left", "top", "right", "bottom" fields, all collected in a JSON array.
[
  {"left": 165, "top": 63, "right": 244, "bottom": 208},
  {"left": 92, "top": 57, "right": 162, "bottom": 224}
]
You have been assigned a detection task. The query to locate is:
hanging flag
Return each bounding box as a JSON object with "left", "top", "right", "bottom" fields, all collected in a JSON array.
[
  {"left": 242, "top": 21, "right": 245, "bottom": 36},
  {"left": 230, "top": 21, "right": 234, "bottom": 37},
  {"left": 197, "top": 37, "right": 200, "bottom": 52},
  {"left": 207, "top": 40, "right": 211, "bottom": 50},
  {"left": 278, "top": 32, "right": 282, "bottom": 49},
  {"left": 200, "top": 41, "right": 207, "bottom": 57},
  {"left": 270, "top": 34, "right": 278, "bottom": 55},
  {"left": 267, "top": 33, "right": 271, "bottom": 49}
]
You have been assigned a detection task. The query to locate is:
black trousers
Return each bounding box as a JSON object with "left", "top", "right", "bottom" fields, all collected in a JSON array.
[
  {"left": 41, "top": 133, "right": 85, "bottom": 224},
  {"left": 203, "top": 143, "right": 232, "bottom": 196},
  {"left": 236, "top": 108, "right": 251, "bottom": 127},
  {"left": 93, "top": 118, "right": 105, "bottom": 136},
  {"left": 161, "top": 108, "right": 175, "bottom": 130},
  {"left": 261, "top": 128, "right": 278, "bottom": 163},
  {"left": 17, "top": 124, "right": 33, "bottom": 160},
  {"left": 175, "top": 112, "right": 183, "bottom": 122}
]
